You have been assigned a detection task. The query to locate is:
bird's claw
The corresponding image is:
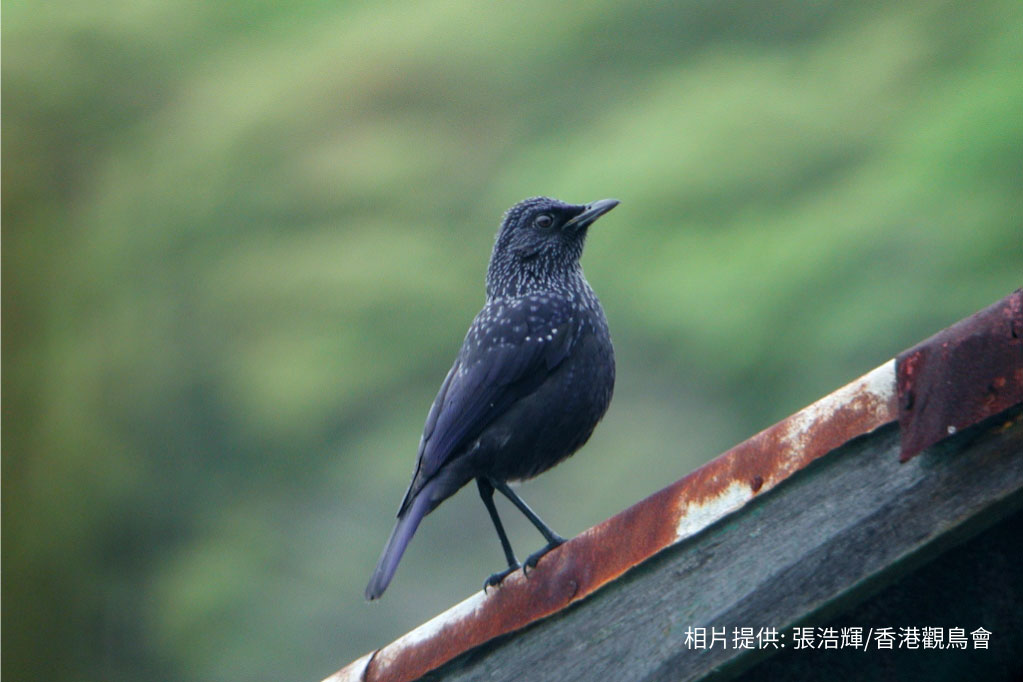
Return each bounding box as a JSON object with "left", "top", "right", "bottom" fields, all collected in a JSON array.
[
  {"left": 483, "top": 536, "right": 567, "bottom": 590},
  {"left": 522, "top": 537, "right": 566, "bottom": 576},
  {"left": 483, "top": 563, "right": 521, "bottom": 593}
]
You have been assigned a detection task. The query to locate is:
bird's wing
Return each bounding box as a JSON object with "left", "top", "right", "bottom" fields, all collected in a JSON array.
[{"left": 398, "top": 301, "right": 577, "bottom": 513}]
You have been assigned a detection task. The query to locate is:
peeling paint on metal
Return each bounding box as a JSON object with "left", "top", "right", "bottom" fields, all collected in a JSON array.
[
  {"left": 385, "top": 592, "right": 486, "bottom": 653},
  {"left": 675, "top": 480, "right": 752, "bottom": 541},
  {"left": 779, "top": 360, "right": 896, "bottom": 468},
  {"left": 673, "top": 360, "right": 896, "bottom": 542}
]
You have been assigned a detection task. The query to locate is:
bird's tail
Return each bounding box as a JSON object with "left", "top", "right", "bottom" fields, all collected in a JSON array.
[{"left": 365, "top": 489, "right": 432, "bottom": 600}]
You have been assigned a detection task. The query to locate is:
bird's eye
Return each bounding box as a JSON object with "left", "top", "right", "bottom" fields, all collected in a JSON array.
[{"left": 535, "top": 214, "right": 554, "bottom": 229}]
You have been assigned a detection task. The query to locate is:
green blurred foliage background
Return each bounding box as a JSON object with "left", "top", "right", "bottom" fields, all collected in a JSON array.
[{"left": 3, "top": 1, "right": 1020, "bottom": 680}]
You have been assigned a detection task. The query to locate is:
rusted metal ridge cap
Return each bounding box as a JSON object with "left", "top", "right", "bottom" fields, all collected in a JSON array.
[
  {"left": 325, "top": 290, "right": 1022, "bottom": 682},
  {"left": 328, "top": 366, "right": 898, "bottom": 682},
  {"left": 897, "top": 288, "right": 1023, "bottom": 461}
]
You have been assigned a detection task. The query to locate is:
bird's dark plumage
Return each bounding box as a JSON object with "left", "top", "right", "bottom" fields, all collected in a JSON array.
[{"left": 365, "top": 196, "right": 618, "bottom": 600}]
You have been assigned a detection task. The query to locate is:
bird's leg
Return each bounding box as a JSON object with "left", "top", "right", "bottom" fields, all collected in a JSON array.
[
  {"left": 491, "top": 479, "right": 566, "bottom": 574},
  {"left": 477, "top": 478, "right": 520, "bottom": 590}
]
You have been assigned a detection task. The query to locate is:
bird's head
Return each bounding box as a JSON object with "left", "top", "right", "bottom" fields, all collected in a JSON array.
[{"left": 486, "top": 196, "right": 619, "bottom": 298}]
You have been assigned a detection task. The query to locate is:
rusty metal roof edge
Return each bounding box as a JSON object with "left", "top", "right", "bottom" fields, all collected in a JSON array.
[
  {"left": 324, "top": 359, "right": 899, "bottom": 682},
  {"left": 896, "top": 288, "right": 1023, "bottom": 461}
]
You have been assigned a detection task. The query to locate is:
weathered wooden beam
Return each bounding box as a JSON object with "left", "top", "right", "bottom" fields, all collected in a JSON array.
[{"left": 738, "top": 503, "right": 1023, "bottom": 680}]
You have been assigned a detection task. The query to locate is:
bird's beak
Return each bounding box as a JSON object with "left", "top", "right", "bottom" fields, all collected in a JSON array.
[{"left": 564, "top": 198, "right": 620, "bottom": 231}]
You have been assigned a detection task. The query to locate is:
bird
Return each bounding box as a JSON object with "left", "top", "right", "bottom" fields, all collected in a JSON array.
[{"left": 365, "top": 196, "right": 619, "bottom": 600}]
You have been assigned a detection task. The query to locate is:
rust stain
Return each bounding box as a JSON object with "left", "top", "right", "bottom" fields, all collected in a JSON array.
[{"left": 897, "top": 289, "right": 1023, "bottom": 461}]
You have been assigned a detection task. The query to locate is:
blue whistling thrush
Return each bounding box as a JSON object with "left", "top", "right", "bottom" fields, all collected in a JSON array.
[{"left": 365, "top": 197, "right": 619, "bottom": 600}]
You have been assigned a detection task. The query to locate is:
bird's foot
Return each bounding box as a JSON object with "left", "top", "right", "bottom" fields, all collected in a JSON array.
[
  {"left": 523, "top": 536, "right": 566, "bottom": 576},
  {"left": 483, "top": 563, "right": 521, "bottom": 593}
]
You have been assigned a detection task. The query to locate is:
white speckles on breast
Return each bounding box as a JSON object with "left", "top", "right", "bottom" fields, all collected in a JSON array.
[{"left": 469, "top": 286, "right": 596, "bottom": 357}]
